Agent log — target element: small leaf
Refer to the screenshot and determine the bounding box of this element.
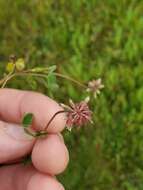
[46,73,59,91]
[31,65,56,73]
[31,67,48,72]
[22,113,34,128]
[48,65,57,74]
[26,76,37,90]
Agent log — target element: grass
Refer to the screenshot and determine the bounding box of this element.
[0,0,143,189]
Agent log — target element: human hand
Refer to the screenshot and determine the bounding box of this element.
[0,89,69,190]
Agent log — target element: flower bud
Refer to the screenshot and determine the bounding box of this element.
[15,58,25,71]
[6,62,15,73]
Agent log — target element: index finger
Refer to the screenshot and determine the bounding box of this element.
[0,89,66,133]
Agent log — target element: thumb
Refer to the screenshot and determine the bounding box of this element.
[0,120,34,163]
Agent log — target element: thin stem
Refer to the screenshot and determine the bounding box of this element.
[23,110,68,138]
[35,131,48,137]
[54,72,87,88]
[24,128,36,138]
[1,74,14,88]
[1,64,16,88]
[0,77,7,85]
[24,71,86,88]
[0,72,49,88]
[0,72,42,88]
[44,110,67,131]
[0,69,87,89]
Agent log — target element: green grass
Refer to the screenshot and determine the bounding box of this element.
[0,0,143,189]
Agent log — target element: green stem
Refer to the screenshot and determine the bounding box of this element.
[54,72,86,88]
[1,64,16,88]
[24,110,67,138]
[0,69,87,89]
[24,128,37,138]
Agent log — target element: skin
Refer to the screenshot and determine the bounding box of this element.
[0,88,69,190]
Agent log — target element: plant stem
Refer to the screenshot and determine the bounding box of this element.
[24,128,37,137]
[0,77,7,85]
[44,110,67,130]
[0,70,87,89]
[1,74,14,88]
[24,110,67,138]
[1,64,16,88]
[54,72,87,88]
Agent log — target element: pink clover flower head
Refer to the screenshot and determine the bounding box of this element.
[61,99,93,131]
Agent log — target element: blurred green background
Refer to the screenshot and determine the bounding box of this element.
[0,0,143,189]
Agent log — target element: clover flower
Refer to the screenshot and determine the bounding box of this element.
[61,99,93,131]
[87,78,104,98]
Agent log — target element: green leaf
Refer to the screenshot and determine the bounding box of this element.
[22,113,34,128]
[31,67,48,72]
[46,73,59,91]
[31,65,56,73]
[48,65,57,74]
[26,76,37,90]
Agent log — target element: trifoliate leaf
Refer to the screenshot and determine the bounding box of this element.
[15,58,25,71]
[22,113,34,128]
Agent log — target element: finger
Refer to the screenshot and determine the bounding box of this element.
[0,164,65,190]
[0,121,69,175]
[0,88,66,133]
[32,134,69,175]
[0,120,35,163]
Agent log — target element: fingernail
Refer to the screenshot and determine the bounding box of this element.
[4,123,34,141]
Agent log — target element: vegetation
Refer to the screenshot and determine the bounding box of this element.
[0,0,143,189]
